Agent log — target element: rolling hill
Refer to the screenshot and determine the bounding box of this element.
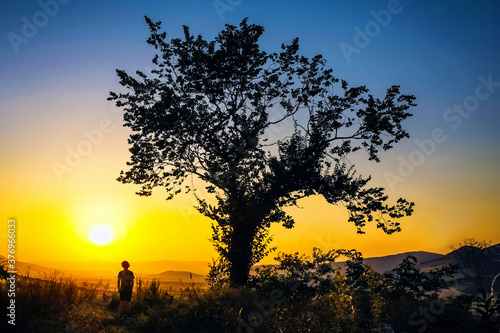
[362,251,445,273]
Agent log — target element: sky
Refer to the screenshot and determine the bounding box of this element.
[1,0,499,266]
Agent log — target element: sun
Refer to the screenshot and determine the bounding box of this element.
[87,223,116,246]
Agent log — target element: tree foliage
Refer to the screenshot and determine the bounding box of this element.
[382,255,458,300]
[109,17,416,286]
[451,238,495,295]
[247,248,459,332]
[451,239,500,327]
[0,260,9,280]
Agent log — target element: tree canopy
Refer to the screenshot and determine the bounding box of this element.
[108,17,416,287]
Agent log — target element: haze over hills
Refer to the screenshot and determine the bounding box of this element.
[142,270,205,281]
[420,243,500,275]
[0,256,209,287]
[357,251,445,273]
[3,244,498,289]
[251,251,447,273]
[25,251,446,280]
[142,270,208,288]
[31,259,210,276]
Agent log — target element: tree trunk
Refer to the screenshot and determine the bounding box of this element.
[227,219,256,287]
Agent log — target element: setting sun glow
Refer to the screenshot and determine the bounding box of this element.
[87,223,116,246]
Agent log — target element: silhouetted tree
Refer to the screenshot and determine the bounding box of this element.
[382,256,458,300]
[0,261,8,280]
[451,238,500,327]
[109,17,416,287]
[451,238,496,296]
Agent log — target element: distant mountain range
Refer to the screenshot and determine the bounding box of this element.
[31,259,210,276]
[329,244,500,276]
[251,251,451,274]
[419,243,500,275]
[0,256,209,288]
[354,251,445,273]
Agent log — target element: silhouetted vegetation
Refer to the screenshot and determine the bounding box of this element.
[0,272,114,332]
[2,247,498,332]
[451,238,500,331]
[109,16,415,287]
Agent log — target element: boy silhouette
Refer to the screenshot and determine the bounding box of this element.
[117,260,134,319]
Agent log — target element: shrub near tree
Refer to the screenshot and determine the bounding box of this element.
[451,239,500,330]
[245,249,459,333]
[109,17,416,287]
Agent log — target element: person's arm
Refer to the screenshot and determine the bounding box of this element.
[117,273,121,291]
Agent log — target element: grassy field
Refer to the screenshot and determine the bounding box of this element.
[1,255,499,333]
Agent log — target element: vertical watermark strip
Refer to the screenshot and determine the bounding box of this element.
[6,219,17,326]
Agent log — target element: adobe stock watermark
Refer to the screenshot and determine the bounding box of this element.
[51,63,157,183]
[339,0,404,64]
[237,280,300,333]
[385,74,499,191]
[315,235,341,253]
[401,275,461,333]
[6,219,17,326]
[52,119,115,182]
[7,0,71,54]
[403,298,445,333]
[213,0,243,22]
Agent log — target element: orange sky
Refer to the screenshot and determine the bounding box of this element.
[2,93,499,265]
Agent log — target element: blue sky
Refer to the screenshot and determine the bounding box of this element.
[1,0,499,262]
[2,0,499,126]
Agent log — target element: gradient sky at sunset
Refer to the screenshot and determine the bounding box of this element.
[1,0,499,266]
